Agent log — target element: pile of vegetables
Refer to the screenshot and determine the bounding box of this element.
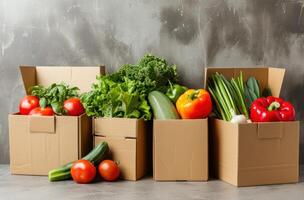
[49,142,121,184]
[148,88,212,120]
[207,71,296,123]
[81,54,178,120]
[19,83,85,116]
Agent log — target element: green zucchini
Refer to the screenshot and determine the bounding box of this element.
[48,141,109,182]
[148,91,180,119]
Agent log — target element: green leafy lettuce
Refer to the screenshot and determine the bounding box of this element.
[81,77,151,119]
[81,54,178,120]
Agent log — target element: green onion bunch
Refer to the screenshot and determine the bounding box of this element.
[208,72,249,121]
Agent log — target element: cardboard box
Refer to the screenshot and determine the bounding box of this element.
[153,119,208,181]
[205,67,300,186]
[93,118,148,181]
[9,66,105,175]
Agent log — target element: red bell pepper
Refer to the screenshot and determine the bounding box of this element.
[250,96,295,122]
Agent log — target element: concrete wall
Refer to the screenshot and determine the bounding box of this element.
[0,0,303,163]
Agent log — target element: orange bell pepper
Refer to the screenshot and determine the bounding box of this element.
[176,89,212,119]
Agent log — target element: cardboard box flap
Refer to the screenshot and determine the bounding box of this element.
[94,118,143,138]
[268,68,285,97]
[204,67,285,97]
[20,66,36,95]
[20,66,105,94]
[257,122,283,139]
[29,116,55,133]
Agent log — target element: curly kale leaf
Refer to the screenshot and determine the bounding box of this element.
[116,54,178,94]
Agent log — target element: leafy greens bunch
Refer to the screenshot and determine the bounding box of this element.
[30,83,80,115]
[81,54,178,120]
[81,77,151,119]
[109,54,178,95]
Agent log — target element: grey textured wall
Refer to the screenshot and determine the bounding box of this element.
[0,0,303,164]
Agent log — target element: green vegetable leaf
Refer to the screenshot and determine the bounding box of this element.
[51,102,63,115]
[30,83,80,115]
[39,97,47,108]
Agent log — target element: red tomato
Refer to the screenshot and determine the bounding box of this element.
[71,160,96,184]
[19,95,39,115]
[63,98,85,116]
[98,160,120,181]
[29,107,54,116]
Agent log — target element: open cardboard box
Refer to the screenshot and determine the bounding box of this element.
[9,66,105,175]
[93,118,148,181]
[153,119,208,181]
[205,67,300,186]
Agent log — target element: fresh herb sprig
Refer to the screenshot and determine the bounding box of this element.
[30,83,80,115]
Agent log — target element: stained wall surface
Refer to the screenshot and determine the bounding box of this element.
[0,0,303,163]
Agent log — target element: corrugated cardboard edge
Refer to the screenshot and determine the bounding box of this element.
[20,66,36,94]
[268,67,285,97]
[210,118,239,185]
[78,114,92,158]
[8,114,17,174]
[135,119,147,180]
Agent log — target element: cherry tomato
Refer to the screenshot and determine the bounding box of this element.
[71,160,96,184]
[98,160,120,181]
[63,98,85,116]
[29,107,54,116]
[19,95,39,115]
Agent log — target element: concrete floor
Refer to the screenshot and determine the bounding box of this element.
[0,165,304,200]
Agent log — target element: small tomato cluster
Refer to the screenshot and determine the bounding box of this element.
[19,95,84,116]
[71,160,120,184]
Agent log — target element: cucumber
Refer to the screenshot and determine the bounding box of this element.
[148,91,180,119]
[246,77,260,98]
[48,141,109,182]
[48,162,74,182]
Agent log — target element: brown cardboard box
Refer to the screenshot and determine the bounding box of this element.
[93,118,148,181]
[153,119,208,181]
[9,66,105,175]
[205,67,300,186]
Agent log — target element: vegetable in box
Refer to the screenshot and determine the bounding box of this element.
[81,54,179,120]
[207,71,296,123]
